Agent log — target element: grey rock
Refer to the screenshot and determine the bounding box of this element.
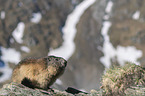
[0,82,99,96]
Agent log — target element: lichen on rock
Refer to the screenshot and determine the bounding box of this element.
[0,82,96,96]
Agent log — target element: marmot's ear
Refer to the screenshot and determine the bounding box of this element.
[45,57,51,66]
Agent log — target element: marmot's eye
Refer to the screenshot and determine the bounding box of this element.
[47,59,51,61]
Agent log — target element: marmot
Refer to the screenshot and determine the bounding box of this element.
[12,56,67,90]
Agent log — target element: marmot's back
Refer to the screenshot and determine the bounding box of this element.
[12,56,67,90]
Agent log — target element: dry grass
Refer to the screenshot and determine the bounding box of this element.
[101,63,145,95]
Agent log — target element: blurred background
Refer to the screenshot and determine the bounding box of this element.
[0,0,145,92]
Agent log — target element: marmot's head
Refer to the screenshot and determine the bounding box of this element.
[45,56,67,75]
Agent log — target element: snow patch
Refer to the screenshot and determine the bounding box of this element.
[0,11,5,19]
[105,1,113,13]
[101,21,112,42]
[12,22,25,44]
[31,12,42,23]
[21,46,30,53]
[100,42,116,68]
[48,0,96,60]
[116,46,142,66]
[100,44,142,68]
[0,47,20,83]
[132,11,140,20]
[1,47,21,64]
[0,64,12,83]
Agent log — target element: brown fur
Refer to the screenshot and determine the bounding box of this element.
[12,56,67,90]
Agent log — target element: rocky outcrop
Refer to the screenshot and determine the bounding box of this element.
[1,63,145,96]
[0,82,99,96]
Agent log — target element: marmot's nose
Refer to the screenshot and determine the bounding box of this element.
[64,60,67,67]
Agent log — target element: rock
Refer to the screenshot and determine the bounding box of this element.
[0,82,73,96]
[0,82,49,96]
[0,82,99,96]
